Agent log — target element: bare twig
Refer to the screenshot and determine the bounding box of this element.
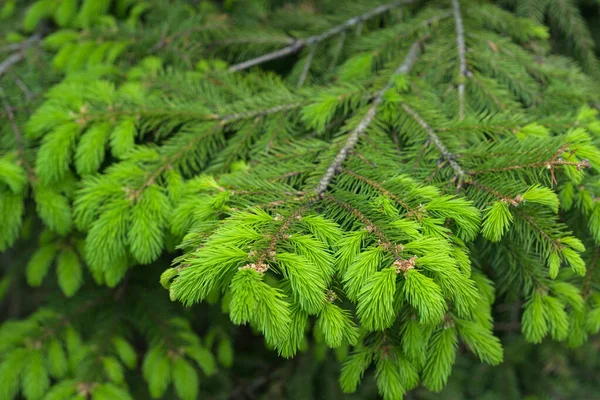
[0,34,41,79]
[452,0,469,120]
[328,30,346,69]
[400,103,466,177]
[316,41,421,195]
[11,73,34,100]
[0,53,25,79]
[0,34,40,54]
[297,44,316,87]
[228,0,418,72]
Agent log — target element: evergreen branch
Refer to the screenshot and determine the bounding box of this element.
[0,35,41,79]
[470,75,507,111]
[583,249,599,299]
[86,101,303,127]
[465,178,521,206]
[0,87,36,179]
[322,193,401,259]
[514,209,562,251]
[256,204,311,267]
[400,103,466,177]
[452,0,469,120]
[341,168,417,214]
[328,31,346,70]
[0,53,25,79]
[38,297,106,342]
[128,102,303,200]
[129,128,222,201]
[228,0,419,72]
[298,44,316,87]
[221,102,303,124]
[469,159,590,176]
[316,41,421,195]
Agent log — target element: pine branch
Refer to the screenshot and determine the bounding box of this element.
[228,0,419,72]
[316,41,422,195]
[452,0,469,120]
[400,103,466,177]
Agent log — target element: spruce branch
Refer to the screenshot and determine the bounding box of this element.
[328,31,346,70]
[0,87,36,179]
[83,101,304,127]
[583,249,599,299]
[400,103,466,177]
[228,0,419,72]
[298,44,316,88]
[466,178,523,206]
[322,193,402,259]
[469,158,590,176]
[0,34,41,79]
[341,168,417,214]
[316,41,422,195]
[0,53,25,80]
[514,209,562,251]
[452,0,469,120]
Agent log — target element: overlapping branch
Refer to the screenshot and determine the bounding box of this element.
[0,34,40,79]
[0,87,35,179]
[400,103,466,177]
[228,0,418,72]
[316,41,422,195]
[452,0,469,120]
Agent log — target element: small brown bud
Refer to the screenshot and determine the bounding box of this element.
[394,256,417,277]
[326,290,337,303]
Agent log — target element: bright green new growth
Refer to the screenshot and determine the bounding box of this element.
[1,0,600,399]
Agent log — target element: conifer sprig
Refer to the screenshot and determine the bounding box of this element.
[1,1,600,399]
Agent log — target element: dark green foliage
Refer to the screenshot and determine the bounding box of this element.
[1,0,600,399]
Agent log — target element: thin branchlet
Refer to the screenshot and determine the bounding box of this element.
[452,0,469,120]
[228,0,419,72]
[400,103,466,177]
[0,87,36,179]
[316,40,422,195]
[0,34,41,79]
[298,44,316,87]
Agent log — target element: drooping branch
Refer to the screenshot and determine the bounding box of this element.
[452,0,469,120]
[228,0,418,72]
[315,40,422,195]
[400,103,466,177]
